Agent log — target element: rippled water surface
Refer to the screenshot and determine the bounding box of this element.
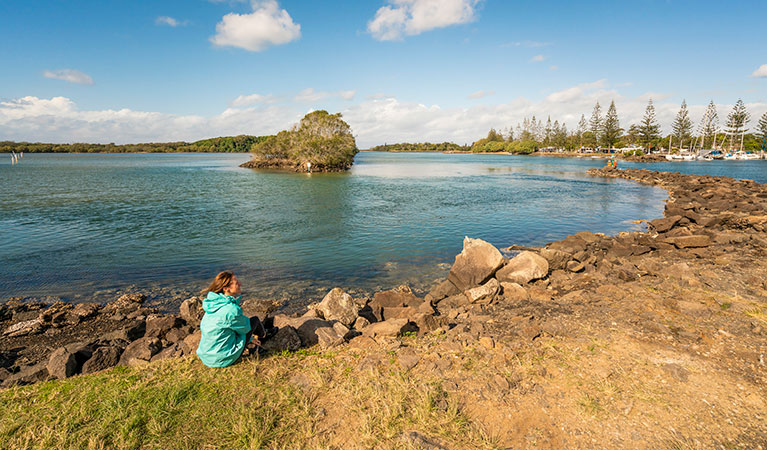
[4,152,757,308]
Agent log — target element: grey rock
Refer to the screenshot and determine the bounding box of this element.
[262,326,302,352]
[181,330,202,356]
[47,347,78,380]
[144,314,183,339]
[118,337,161,367]
[315,327,345,349]
[315,288,359,327]
[272,315,333,347]
[1,362,49,388]
[81,346,122,374]
[179,297,204,326]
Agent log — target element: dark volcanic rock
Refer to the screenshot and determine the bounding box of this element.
[262,326,302,352]
[46,347,78,379]
[118,337,161,367]
[81,346,123,374]
[179,297,204,326]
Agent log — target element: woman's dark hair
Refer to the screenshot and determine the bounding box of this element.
[205,271,234,294]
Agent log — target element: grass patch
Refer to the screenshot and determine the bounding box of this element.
[744,307,767,324]
[0,349,495,449]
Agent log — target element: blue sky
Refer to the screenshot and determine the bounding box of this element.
[1,0,766,147]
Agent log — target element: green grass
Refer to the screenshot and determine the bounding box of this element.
[0,350,495,450]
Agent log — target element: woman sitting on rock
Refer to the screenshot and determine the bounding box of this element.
[196,271,267,367]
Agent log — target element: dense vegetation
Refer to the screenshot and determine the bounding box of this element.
[0,135,267,153]
[368,142,469,152]
[244,110,358,172]
[473,98,767,153]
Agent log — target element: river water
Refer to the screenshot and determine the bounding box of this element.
[1,152,763,309]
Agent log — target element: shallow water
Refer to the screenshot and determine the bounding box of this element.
[3,151,756,309]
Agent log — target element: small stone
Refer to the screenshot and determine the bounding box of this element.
[353,316,371,330]
[479,336,495,349]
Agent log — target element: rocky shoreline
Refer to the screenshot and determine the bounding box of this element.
[2,167,766,446]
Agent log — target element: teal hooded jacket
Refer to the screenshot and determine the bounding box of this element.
[196,292,251,368]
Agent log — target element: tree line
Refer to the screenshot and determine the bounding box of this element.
[474,99,767,154]
[368,142,469,152]
[0,135,268,153]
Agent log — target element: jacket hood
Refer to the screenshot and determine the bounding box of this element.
[203,291,242,314]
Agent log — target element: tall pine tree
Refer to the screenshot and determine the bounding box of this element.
[577,114,587,149]
[589,102,602,148]
[698,101,719,149]
[756,112,767,142]
[725,99,750,149]
[602,100,622,149]
[638,99,661,147]
[671,100,693,150]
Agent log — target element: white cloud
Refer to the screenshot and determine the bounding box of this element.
[230,93,276,106]
[368,0,479,41]
[155,16,187,27]
[501,41,551,48]
[294,88,356,102]
[468,90,494,99]
[42,69,94,85]
[544,79,607,103]
[211,0,300,52]
[751,64,767,78]
[530,54,545,63]
[549,65,559,71]
[4,87,767,149]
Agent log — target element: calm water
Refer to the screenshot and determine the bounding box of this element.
[1,152,762,309]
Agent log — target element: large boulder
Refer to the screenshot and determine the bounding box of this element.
[447,237,505,291]
[262,326,302,352]
[272,315,333,347]
[118,337,161,367]
[179,297,204,326]
[47,347,78,380]
[496,251,549,284]
[103,320,146,342]
[315,288,359,327]
[181,330,202,356]
[315,327,345,349]
[144,314,184,339]
[81,346,122,374]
